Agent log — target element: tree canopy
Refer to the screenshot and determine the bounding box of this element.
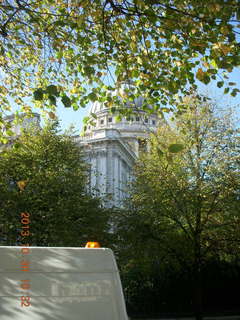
[114,98,240,319]
[0,121,110,246]
[0,0,239,140]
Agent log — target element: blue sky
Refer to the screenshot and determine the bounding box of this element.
[6,66,239,133]
[55,66,240,133]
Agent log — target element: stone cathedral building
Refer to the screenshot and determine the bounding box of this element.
[78,97,159,207]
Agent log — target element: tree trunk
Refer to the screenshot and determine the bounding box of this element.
[193,266,203,320]
[193,225,203,320]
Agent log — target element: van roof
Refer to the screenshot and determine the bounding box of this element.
[0,247,118,273]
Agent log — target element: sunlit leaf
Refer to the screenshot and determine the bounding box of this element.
[17,180,28,191]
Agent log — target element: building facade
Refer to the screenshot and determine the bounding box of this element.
[3,113,41,136]
[78,99,159,207]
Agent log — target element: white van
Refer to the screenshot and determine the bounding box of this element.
[0,245,129,320]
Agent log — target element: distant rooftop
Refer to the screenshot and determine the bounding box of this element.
[4,112,40,121]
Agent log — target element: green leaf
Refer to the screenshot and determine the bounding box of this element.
[33,89,44,101]
[168,143,184,153]
[115,115,122,122]
[13,142,22,150]
[217,81,224,88]
[224,87,230,94]
[84,66,95,76]
[88,92,97,101]
[83,116,90,124]
[6,129,14,136]
[231,88,240,97]
[202,75,210,85]
[29,17,40,24]
[46,85,59,96]
[48,95,56,106]
[72,103,79,111]
[132,69,139,78]
[56,50,63,59]
[210,60,218,69]
[90,112,97,119]
[0,137,8,144]
[54,20,66,27]
[0,46,5,55]
[157,147,164,157]
[61,95,71,108]
[145,40,151,48]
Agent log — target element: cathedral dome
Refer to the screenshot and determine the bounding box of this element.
[83,83,160,137]
[88,81,152,116]
[84,101,159,139]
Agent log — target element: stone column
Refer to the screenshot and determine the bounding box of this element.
[98,149,107,196]
[91,154,97,193]
[113,152,119,205]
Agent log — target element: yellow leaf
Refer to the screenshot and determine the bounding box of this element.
[192,41,206,48]
[17,180,28,191]
[106,101,113,107]
[219,44,231,55]
[220,26,230,35]
[137,57,143,65]
[196,68,205,81]
[145,40,151,48]
[215,4,221,11]
[130,41,137,51]
[175,61,182,67]
[132,33,137,42]
[48,112,56,119]
[209,3,221,12]
[203,62,210,68]
[213,43,231,55]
